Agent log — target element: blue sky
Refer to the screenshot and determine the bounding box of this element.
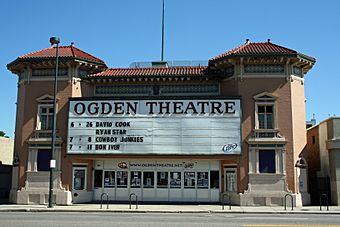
[0,0,339,138]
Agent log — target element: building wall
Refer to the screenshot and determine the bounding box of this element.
[14,81,27,189]
[319,121,330,177]
[305,125,321,204]
[329,148,340,204]
[290,79,308,193]
[216,74,307,206]
[15,79,72,189]
[328,118,340,205]
[224,77,295,192]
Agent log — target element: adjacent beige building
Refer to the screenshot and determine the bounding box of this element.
[0,137,14,203]
[0,137,14,165]
[306,117,340,205]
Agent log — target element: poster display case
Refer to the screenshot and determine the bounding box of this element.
[157,172,168,188]
[197,172,209,189]
[130,171,142,188]
[104,171,115,188]
[117,171,128,188]
[143,172,154,188]
[170,172,181,188]
[184,172,196,188]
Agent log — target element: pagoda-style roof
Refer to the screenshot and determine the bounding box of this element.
[209,39,315,74]
[7,43,107,73]
[210,39,316,62]
[19,44,105,63]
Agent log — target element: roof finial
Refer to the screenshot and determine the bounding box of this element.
[267,39,271,43]
[245,39,250,44]
[71,42,74,47]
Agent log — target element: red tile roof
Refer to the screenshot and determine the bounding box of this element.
[19,45,105,64]
[210,40,315,62]
[86,66,208,78]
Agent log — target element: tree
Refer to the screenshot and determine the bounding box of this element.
[0,131,9,138]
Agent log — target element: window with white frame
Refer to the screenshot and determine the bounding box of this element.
[254,92,277,130]
[257,105,274,129]
[37,104,54,130]
[36,95,55,131]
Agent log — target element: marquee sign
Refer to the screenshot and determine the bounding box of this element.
[67,99,241,155]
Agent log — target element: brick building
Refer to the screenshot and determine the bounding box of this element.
[7,39,315,206]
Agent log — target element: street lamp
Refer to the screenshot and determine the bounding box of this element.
[48,37,60,208]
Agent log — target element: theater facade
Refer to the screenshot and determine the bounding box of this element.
[7,40,315,206]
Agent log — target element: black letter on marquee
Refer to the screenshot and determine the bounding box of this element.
[173,102,184,114]
[146,102,157,114]
[126,102,138,115]
[211,102,223,114]
[224,102,236,114]
[88,102,99,115]
[197,101,209,114]
[158,102,171,114]
[184,102,198,114]
[74,102,86,115]
[101,102,112,115]
[114,102,125,114]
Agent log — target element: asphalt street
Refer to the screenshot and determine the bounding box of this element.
[1,212,340,227]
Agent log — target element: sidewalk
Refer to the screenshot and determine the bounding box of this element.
[1,204,340,214]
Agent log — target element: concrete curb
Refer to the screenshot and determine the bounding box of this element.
[1,208,340,214]
[1,204,340,214]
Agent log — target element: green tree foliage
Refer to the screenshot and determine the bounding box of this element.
[0,131,9,138]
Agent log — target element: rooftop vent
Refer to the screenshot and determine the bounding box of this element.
[151,61,168,68]
[129,60,208,68]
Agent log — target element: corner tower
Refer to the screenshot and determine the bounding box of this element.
[210,39,315,206]
[7,43,107,204]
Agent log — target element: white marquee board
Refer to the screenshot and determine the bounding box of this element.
[67,99,241,155]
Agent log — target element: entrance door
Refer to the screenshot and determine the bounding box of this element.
[224,168,237,192]
[73,167,87,190]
